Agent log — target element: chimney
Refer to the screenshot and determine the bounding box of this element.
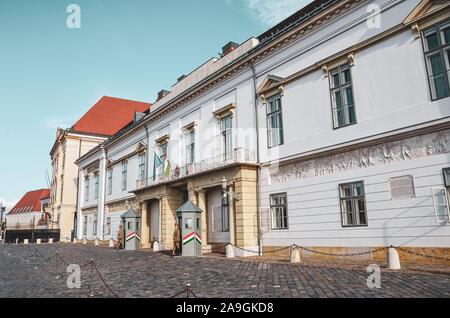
[157,90,170,101]
[222,41,239,57]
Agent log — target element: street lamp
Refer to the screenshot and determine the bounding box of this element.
[221,176,240,201]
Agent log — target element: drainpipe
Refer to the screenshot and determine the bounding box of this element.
[100,146,108,241]
[249,61,262,256]
[145,124,150,181]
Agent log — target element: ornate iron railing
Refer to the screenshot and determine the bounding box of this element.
[136,148,256,189]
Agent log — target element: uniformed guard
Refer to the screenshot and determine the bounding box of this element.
[172,223,181,256]
[116,224,123,250]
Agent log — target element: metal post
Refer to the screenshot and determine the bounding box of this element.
[88,259,95,297]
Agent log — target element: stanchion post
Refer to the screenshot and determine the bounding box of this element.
[387,246,401,270]
[226,244,234,258]
[88,259,95,297]
[290,244,301,263]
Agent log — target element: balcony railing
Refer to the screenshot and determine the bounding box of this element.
[136,148,256,189]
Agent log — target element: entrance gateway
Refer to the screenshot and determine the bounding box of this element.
[176,200,203,257]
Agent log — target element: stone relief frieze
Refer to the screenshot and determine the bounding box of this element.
[265,129,450,185]
[107,199,137,213]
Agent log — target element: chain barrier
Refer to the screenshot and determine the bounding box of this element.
[169,285,198,298]
[91,260,119,298]
[299,245,388,257]
[1,245,121,297]
[208,243,229,253]
[396,247,450,262]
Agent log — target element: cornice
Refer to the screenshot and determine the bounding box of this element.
[103,0,362,150]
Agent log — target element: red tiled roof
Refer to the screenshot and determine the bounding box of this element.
[8,189,50,215]
[71,96,151,136]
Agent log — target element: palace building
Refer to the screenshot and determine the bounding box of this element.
[75,0,450,262]
[49,96,151,241]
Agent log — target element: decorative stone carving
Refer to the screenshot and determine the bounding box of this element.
[107,199,137,213]
[266,129,450,185]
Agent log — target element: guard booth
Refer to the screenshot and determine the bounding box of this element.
[121,208,141,250]
[176,200,203,257]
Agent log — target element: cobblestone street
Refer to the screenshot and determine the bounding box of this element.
[0,243,449,298]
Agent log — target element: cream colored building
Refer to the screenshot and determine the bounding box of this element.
[49,96,151,241]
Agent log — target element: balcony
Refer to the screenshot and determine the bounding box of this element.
[136,148,256,189]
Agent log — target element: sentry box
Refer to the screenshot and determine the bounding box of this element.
[121,208,141,250]
[176,200,203,257]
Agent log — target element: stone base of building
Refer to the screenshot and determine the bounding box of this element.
[262,246,450,266]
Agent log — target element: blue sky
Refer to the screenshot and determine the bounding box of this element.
[0,0,312,210]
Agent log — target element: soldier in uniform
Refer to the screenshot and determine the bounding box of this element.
[116,224,123,250]
[172,223,181,256]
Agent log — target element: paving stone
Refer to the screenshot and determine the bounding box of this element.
[0,243,449,298]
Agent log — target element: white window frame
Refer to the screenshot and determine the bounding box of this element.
[93,214,97,236]
[266,94,284,148]
[431,187,450,223]
[329,63,356,129]
[186,130,195,164]
[84,177,90,202]
[270,193,288,230]
[121,161,128,191]
[220,115,232,161]
[107,168,113,195]
[105,217,111,235]
[139,153,146,182]
[94,174,99,199]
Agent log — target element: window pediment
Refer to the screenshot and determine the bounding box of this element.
[213,103,236,120]
[256,75,285,103]
[182,121,198,134]
[403,0,450,38]
[135,142,147,154]
[155,134,170,146]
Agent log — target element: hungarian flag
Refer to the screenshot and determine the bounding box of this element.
[153,152,163,181]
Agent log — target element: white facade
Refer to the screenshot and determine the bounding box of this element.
[75,0,450,252]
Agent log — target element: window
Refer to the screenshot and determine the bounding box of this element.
[266,94,284,148]
[107,168,113,195]
[93,214,97,236]
[220,115,232,160]
[83,215,87,236]
[84,177,89,201]
[443,168,450,188]
[432,188,449,223]
[139,153,146,182]
[186,130,195,164]
[270,193,288,229]
[339,181,367,227]
[431,168,450,223]
[105,217,111,235]
[60,177,64,203]
[221,193,230,232]
[94,174,99,199]
[329,63,356,128]
[160,143,168,174]
[422,19,450,100]
[121,161,128,191]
